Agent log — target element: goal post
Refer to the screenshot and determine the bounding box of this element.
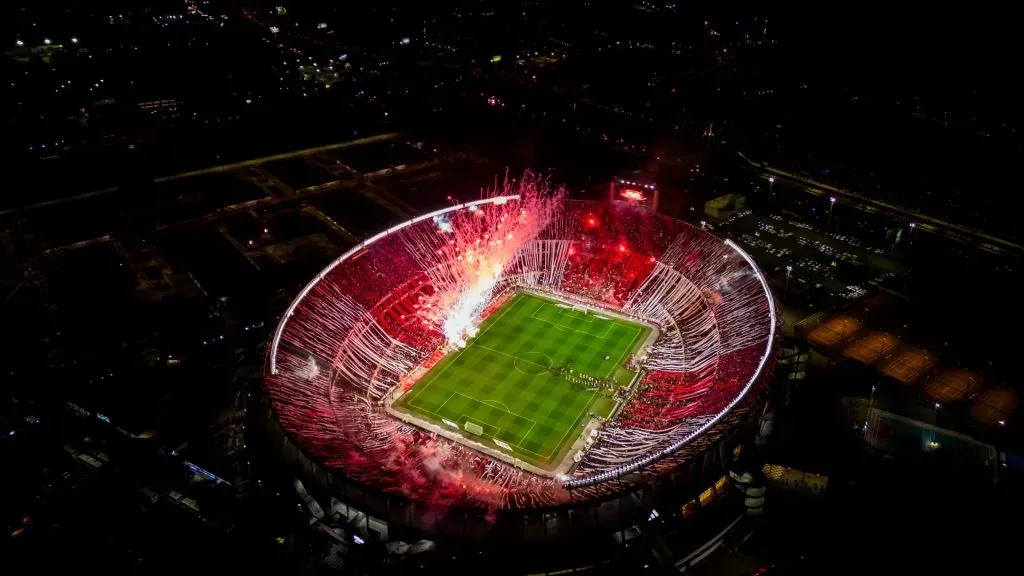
[464,421,484,435]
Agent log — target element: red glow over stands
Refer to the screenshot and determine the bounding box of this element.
[265,196,776,512]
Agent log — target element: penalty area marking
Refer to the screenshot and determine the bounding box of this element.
[480,398,513,412]
[513,420,538,450]
[403,343,472,409]
[401,384,582,463]
[528,306,614,339]
[452,394,541,454]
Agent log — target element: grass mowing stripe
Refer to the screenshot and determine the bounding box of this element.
[473,342,551,370]
[608,326,644,380]
[544,390,598,460]
[403,295,526,408]
[393,291,650,472]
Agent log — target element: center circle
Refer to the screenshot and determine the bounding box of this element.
[514,352,553,375]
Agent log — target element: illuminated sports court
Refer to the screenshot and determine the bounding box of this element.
[393,292,651,472]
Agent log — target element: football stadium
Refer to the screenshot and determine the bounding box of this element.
[261,173,778,557]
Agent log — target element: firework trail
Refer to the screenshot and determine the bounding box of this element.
[400,171,563,346]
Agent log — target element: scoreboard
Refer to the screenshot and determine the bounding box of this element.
[610,178,658,211]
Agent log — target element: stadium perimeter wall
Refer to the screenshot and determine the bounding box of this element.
[258,383,767,552]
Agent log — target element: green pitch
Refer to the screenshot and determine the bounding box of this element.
[393,292,650,472]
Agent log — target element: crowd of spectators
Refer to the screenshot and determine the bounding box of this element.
[266,199,774,507]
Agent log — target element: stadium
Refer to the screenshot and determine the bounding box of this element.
[261,173,777,558]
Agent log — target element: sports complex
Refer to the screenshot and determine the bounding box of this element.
[261,173,778,551]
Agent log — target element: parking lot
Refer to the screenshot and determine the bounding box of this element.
[712,209,906,308]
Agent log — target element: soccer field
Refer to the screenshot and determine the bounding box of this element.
[393,292,651,472]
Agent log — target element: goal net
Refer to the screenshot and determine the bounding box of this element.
[464,421,484,435]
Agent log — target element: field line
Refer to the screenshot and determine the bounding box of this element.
[462,415,496,435]
[435,392,458,415]
[473,342,550,369]
[543,390,599,460]
[459,393,541,452]
[408,295,522,407]
[403,344,469,407]
[473,293,523,341]
[480,398,512,412]
[400,292,646,469]
[529,306,610,338]
[605,326,644,379]
[452,392,538,427]
[513,420,537,449]
[398,396,551,459]
[554,313,601,334]
[514,446,547,459]
[593,320,614,340]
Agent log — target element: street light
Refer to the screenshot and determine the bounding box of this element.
[71,37,79,44]
[784,265,792,301]
[864,384,878,432]
[768,176,775,195]
[827,196,836,232]
[908,221,916,242]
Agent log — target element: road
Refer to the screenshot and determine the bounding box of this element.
[0,133,402,217]
[25,150,458,264]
